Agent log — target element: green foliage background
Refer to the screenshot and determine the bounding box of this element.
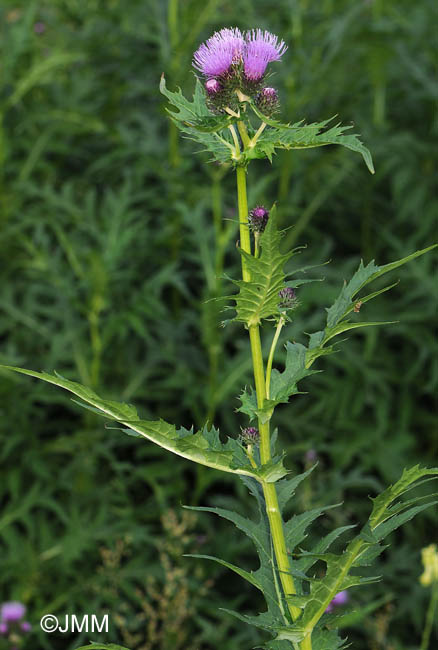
[0,1,436,649]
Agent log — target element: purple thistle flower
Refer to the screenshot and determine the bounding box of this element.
[205,78,222,95]
[248,205,269,233]
[193,28,244,77]
[0,602,26,623]
[325,590,349,613]
[21,621,32,632]
[243,29,287,81]
[240,427,260,445]
[0,622,8,635]
[278,287,297,309]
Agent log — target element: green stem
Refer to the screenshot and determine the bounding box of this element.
[235,144,301,623]
[300,636,312,650]
[266,316,285,399]
[236,165,251,279]
[249,121,267,149]
[237,120,251,149]
[421,583,438,650]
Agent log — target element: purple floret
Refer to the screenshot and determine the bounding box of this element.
[205,78,222,95]
[21,621,32,632]
[243,29,287,80]
[240,427,260,445]
[0,602,26,623]
[0,622,8,635]
[193,27,244,77]
[278,287,296,308]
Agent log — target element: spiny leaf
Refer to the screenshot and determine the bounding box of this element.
[238,342,319,422]
[268,342,320,405]
[159,76,234,163]
[306,244,437,367]
[0,365,259,479]
[184,553,262,591]
[247,110,374,174]
[230,206,295,326]
[276,465,317,511]
[184,498,285,618]
[285,504,342,552]
[369,465,438,529]
[294,465,438,633]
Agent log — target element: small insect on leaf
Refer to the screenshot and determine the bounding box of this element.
[353,301,363,313]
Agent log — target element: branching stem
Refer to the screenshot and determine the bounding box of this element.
[266,316,285,399]
[249,121,267,148]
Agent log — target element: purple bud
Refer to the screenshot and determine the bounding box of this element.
[205,78,221,95]
[21,621,32,632]
[240,427,260,445]
[325,590,349,613]
[0,622,8,635]
[278,287,297,309]
[256,87,280,116]
[0,602,26,623]
[248,206,269,233]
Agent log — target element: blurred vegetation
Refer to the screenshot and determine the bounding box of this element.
[0,0,436,649]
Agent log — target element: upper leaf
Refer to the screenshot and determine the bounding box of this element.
[230,206,295,327]
[246,105,374,174]
[159,75,235,163]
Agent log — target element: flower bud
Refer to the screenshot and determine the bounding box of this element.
[205,78,222,95]
[278,287,297,309]
[248,205,269,233]
[256,87,279,116]
[240,427,260,445]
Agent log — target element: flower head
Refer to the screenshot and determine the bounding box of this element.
[420,544,438,587]
[240,427,260,445]
[243,29,287,81]
[193,28,244,77]
[248,205,269,233]
[0,602,26,623]
[278,287,297,309]
[0,622,8,635]
[325,590,349,613]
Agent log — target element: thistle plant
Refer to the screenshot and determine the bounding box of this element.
[1,27,437,650]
